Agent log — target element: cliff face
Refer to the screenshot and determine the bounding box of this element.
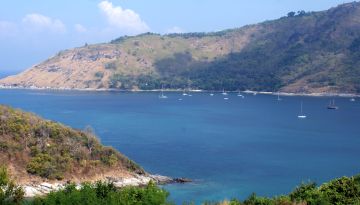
[0,105,144,184]
[2,2,360,93]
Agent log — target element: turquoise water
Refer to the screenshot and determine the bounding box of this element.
[0,89,360,204]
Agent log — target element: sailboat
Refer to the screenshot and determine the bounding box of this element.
[222,89,228,95]
[298,101,307,119]
[327,99,338,110]
[237,90,244,98]
[182,89,188,96]
[158,85,168,99]
[277,92,282,101]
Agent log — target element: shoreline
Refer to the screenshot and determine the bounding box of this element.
[23,174,191,198]
[0,85,359,97]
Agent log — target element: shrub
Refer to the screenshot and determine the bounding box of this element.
[95,72,104,79]
[105,62,117,70]
[26,153,67,180]
[32,181,172,205]
[289,182,329,205]
[0,166,24,205]
[319,176,360,205]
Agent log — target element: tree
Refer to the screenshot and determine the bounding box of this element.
[297,10,306,16]
[287,11,296,17]
[84,126,98,154]
[0,166,24,205]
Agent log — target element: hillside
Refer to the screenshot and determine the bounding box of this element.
[1,2,360,93]
[0,105,144,184]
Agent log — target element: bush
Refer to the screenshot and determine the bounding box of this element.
[26,153,67,180]
[0,166,24,205]
[289,182,329,205]
[105,62,117,70]
[95,72,104,79]
[319,176,360,205]
[32,181,172,205]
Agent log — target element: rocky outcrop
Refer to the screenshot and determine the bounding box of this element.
[23,174,191,197]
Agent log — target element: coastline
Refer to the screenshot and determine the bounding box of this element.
[23,174,191,198]
[0,84,359,97]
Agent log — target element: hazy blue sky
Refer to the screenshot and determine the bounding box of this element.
[0,0,354,73]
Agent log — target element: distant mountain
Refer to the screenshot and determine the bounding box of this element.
[1,2,360,93]
[0,105,144,184]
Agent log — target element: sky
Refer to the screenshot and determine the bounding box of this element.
[0,0,355,73]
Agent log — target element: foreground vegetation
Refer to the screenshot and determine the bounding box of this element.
[31,181,170,205]
[208,175,360,205]
[1,166,360,205]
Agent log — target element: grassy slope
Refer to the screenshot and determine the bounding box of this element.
[0,105,144,184]
[1,2,360,93]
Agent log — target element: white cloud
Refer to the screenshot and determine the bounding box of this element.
[166,26,184,34]
[22,13,66,33]
[98,1,150,35]
[74,24,87,33]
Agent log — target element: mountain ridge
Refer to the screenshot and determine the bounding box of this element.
[1,1,360,93]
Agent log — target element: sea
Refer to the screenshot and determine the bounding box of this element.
[0,89,359,204]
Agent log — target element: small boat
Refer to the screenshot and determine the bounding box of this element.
[222,89,228,95]
[210,93,214,96]
[224,97,229,100]
[253,92,257,96]
[159,85,168,99]
[350,98,356,102]
[298,101,307,119]
[327,99,338,110]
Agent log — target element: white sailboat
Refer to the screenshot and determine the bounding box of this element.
[277,92,282,101]
[298,101,307,119]
[237,91,244,98]
[222,89,228,95]
[182,89,188,96]
[159,85,168,99]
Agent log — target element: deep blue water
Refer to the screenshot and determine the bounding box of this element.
[0,89,360,204]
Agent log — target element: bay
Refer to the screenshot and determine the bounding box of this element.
[0,89,359,204]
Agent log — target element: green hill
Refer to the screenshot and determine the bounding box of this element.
[1,2,360,93]
[0,105,144,184]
